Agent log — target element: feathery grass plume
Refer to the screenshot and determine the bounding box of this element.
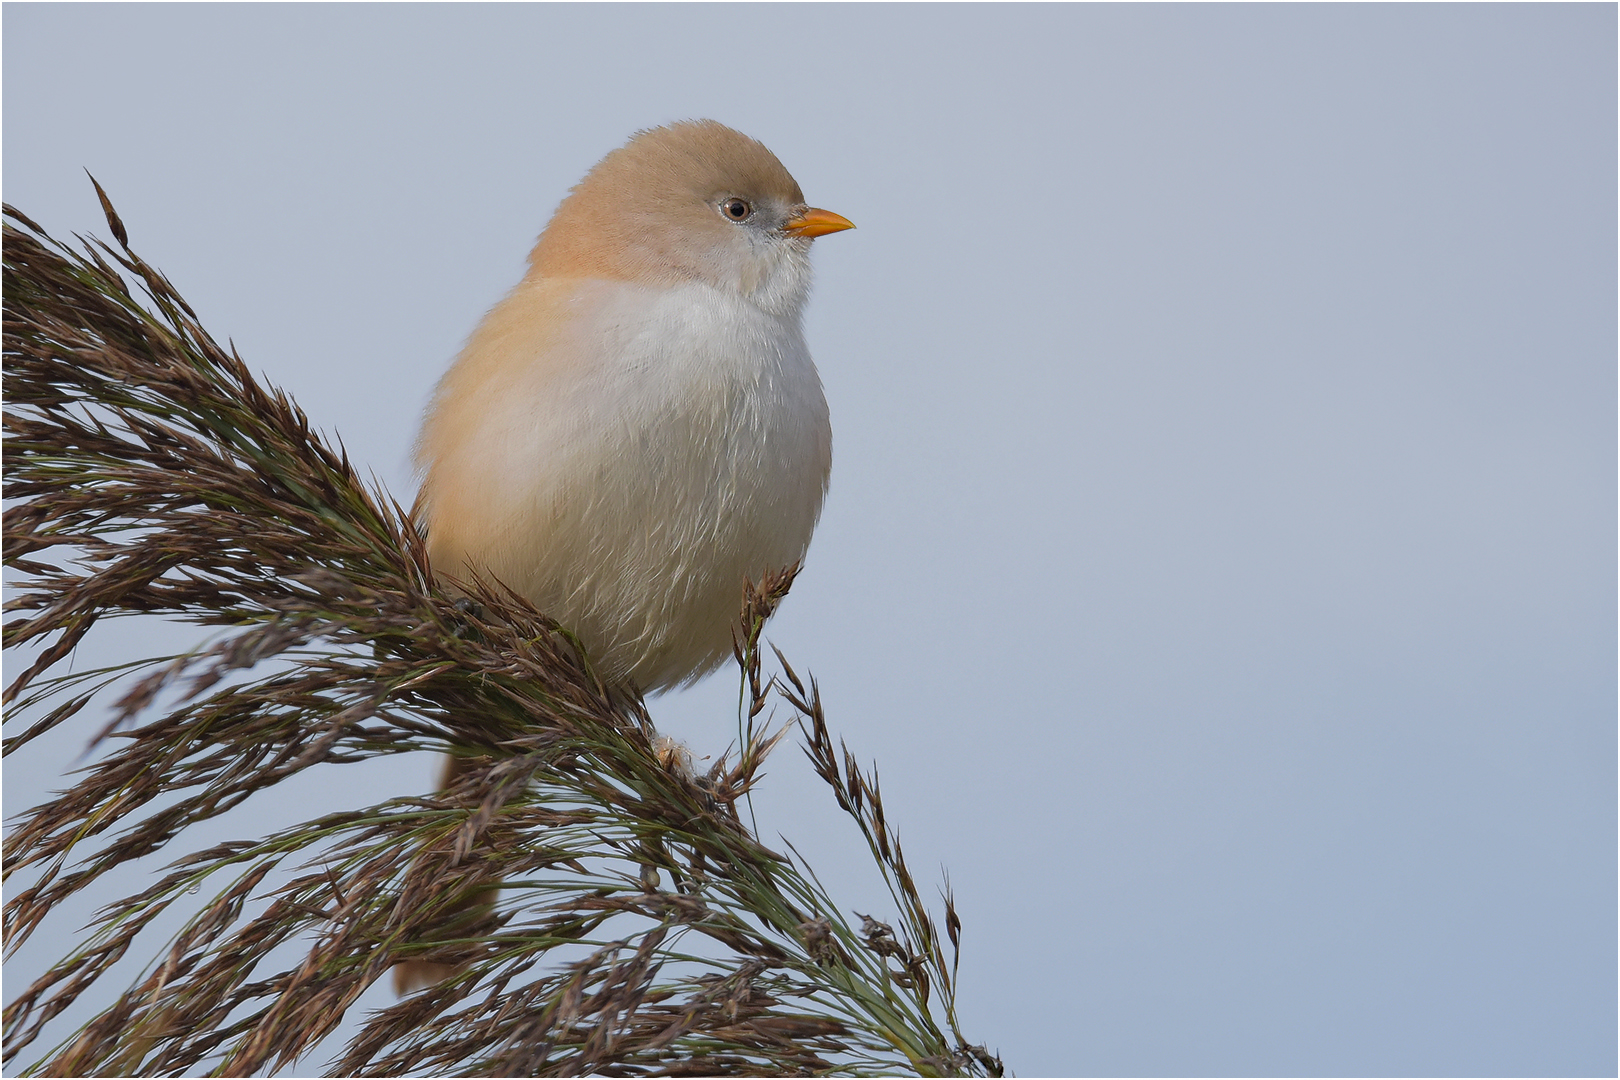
[1,191,1004,1077]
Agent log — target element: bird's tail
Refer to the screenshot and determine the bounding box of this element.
[391,752,499,996]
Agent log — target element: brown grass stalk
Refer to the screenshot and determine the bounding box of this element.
[1,191,1002,1077]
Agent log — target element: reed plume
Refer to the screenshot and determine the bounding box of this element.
[1,190,1001,1077]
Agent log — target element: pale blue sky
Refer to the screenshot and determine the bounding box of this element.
[5,5,1614,1075]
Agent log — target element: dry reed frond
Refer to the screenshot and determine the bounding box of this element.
[1,192,1002,1077]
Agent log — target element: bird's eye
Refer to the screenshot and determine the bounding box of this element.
[721,198,752,221]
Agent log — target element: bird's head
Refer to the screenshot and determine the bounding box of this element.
[530,120,853,316]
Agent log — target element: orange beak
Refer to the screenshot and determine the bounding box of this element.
[782,206,855,239]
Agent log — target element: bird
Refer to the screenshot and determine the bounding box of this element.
[394,120,852,993]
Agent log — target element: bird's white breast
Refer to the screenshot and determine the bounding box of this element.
[417,276,831,692]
